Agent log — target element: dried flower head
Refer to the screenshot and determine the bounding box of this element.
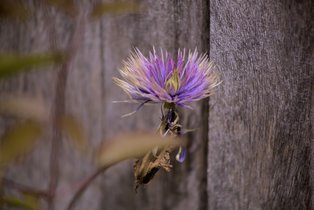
[113,48,220,108]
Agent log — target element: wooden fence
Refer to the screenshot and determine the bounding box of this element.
[0,0,313,209]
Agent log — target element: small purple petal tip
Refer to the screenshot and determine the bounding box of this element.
[176,146,186,163]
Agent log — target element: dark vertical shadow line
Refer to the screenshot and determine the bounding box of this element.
[98,13,110,210]
[310,71,314,210]
[99,15,106,140]
[173,0,179,55]
[200,0,210,210]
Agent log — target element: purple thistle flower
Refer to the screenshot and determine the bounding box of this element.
[113,48,220,108]
[114,48,220,172]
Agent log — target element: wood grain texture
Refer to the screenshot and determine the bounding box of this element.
[209,0,314,209]
[98,1,210,210]
[0,0,211,210]
[1,0,313,210]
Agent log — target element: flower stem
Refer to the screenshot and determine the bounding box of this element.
[66,168,105,210]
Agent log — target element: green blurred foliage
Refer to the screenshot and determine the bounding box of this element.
[2,195,39,210]
[44,0,78,16]
[0,121,42,168]
[0,0,29,21]
[96,132,182,168]
[22,193,40,210]
[0,53,65,78]
[90,1,142,20]
[60,115,89,154]
[0,95,50,122]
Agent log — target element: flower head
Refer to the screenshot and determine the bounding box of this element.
[113,48,220,108]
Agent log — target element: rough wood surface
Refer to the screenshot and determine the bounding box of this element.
[209,1,314,209]
[0,1,210,210]
[98,1,210,210]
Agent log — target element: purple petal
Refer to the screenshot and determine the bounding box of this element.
[176,146,186,163]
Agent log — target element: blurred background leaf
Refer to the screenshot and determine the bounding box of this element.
[96,132,182,168]
[90,1,141,20]
[60,115,88,153]
[44,0,78,17]
[0,95,50,122]
[0,0,29,21]
[0,121,42,168]
[2,196,38,210]
[22,193,40,210]
[0,52,65,78]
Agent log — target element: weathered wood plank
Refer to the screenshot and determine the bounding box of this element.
[99,1,210,210]
[0,2,102,210]
[209,0,314,209]
[3,0,312,210]
[1,0,211,210]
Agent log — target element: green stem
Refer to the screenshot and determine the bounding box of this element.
[66,168,105,210]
